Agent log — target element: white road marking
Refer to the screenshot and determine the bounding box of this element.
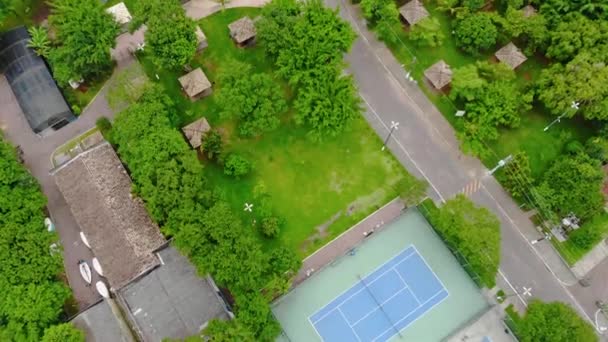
[522,287,532,297]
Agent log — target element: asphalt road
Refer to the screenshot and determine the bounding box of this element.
[327,0,604,334]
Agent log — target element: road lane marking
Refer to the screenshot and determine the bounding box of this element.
[360,95,445,203]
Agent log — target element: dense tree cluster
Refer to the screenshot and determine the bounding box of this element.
[132,0,198,69]
[454,13,498,54]
[426,195,500,288]
[216,60,287,137]
[0,138,71,341]
[111,86,301,339]
[514,300,597,342]
[257,0,361,139]
[534,152,604,221]
[47,0,119,85]
[360,0,400,44]
[450,61,531,156]
[41,323,85,342]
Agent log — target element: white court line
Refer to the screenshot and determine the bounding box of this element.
[394,269,421,305]
[307,316,325,342]
[410,245,450,298]
[350,286,409,327]
[309,246,416,324]
[338,307,362,342]
[371,289,448,342]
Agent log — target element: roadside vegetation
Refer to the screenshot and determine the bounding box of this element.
[506,301,597,342]
[0,137,84,341]
[419,196,500,288]
[360,0,608,263]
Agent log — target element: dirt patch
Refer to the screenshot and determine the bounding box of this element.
[329,171,345,193]
[300,211,343,252]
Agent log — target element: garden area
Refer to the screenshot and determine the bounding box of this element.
[359,0,608,264]
[134,7,418,253]
[97,0,427,339]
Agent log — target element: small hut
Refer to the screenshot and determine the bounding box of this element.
[106,2,132,31]
[178,68,212,101]
[399,0,429,26]
[495,42,527,70]
[424,60,452,90]
[195,26,208,52]
[228,16,256,47]
[521,5,537,18]
[182,117,211,149]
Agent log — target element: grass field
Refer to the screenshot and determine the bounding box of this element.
[379,2,595,179]
[138,8,415,255]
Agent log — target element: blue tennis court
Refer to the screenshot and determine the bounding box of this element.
[309,246,448,341]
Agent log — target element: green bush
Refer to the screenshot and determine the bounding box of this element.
[202,130,223,160]
[96,117,112,139]
[224,153,253,178]
[261,216,280,238]
[71,104,81,116]
[565,140,585,155]
[569,228,599,250]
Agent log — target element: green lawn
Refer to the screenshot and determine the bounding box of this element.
[137,8,414,255]
[380,2,595,179]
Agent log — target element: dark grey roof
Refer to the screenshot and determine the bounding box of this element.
[71,300,135,342]
[119,247,231,342]
[0,26,74,134]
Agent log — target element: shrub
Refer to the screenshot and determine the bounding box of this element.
[71,104,81,116]
[96,117,112,139]
[569,228,599,250]
[261,216,280,238]
[565,140,585,155]
[224,154,253,178]
[409,17,444,47]
[202,130,223,160]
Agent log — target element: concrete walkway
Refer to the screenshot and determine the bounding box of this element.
[294,198,404,286]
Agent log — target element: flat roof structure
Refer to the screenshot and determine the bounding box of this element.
[53,142,166,291]
[0,26,74,134]
[495,42,527,70]
[182,117,210,149]
[119,246,231,341]
[71,300,135,342]
[424,60,452,90]
[399,0,429,26]
[228,16,256,45]
[178,68,212,100]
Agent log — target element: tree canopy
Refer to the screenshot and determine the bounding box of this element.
[451,62,530,156]
[136,0,198,69]
[257,0,361,138]
[516,300,597,342]
[216,60,287,137]
[0,138,71,341]
[48,0,119,85]
[432,195,501,288]
[454,13,498,54]
[41,323,85,342]
[535,153,604,220]
[409,17,444,47]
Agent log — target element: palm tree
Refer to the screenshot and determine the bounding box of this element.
[27,26,51,57]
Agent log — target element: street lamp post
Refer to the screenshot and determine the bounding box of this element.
[543,101,580,132]
[381,121,400,151]
[488,155,513,175]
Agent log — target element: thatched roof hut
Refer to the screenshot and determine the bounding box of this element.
[181,117,211,149]
[178,68,212,100]
[106,2,132,26]
[521,5,537,18]
[195,26,207,52]
[399,0,429,26]
[228,16,256,46]
[495,42,527,70]
[424,60,452,90]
